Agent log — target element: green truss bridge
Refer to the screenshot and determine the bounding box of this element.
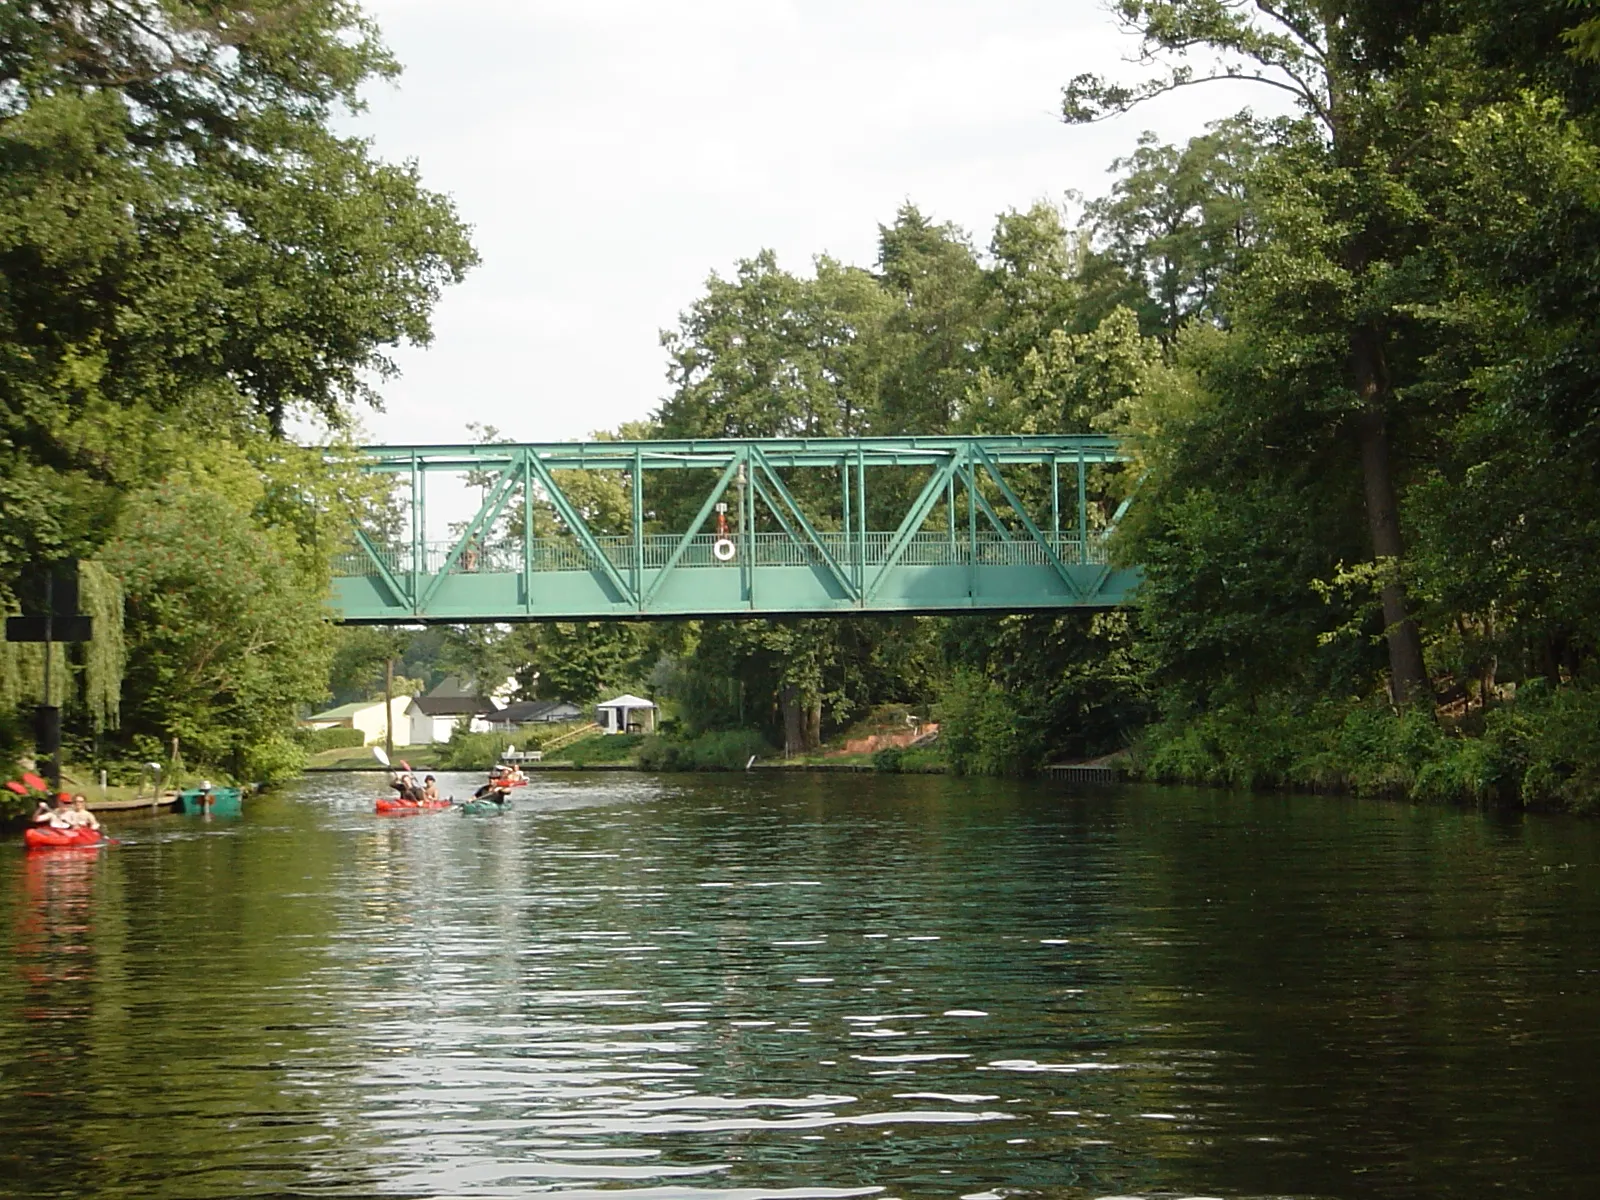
[330,435,1141,623]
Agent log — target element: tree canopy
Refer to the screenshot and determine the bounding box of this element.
[1,0,475,781]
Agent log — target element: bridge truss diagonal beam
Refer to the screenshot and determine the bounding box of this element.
[525,451,638,606]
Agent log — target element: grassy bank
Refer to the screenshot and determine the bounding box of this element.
[304,745,444,771]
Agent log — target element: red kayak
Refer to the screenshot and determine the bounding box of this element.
[24,826,107,850]
[374,798,453,815]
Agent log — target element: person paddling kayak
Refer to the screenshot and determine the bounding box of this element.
[388,770,423,804]
[472,767,513,807]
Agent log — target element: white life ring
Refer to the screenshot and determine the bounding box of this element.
[713,537,737,562]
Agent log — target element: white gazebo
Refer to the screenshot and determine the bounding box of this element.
[595,694,657,735]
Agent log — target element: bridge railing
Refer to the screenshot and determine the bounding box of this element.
[332,529,1112,580]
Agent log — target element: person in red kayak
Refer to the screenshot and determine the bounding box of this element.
[388,770,423,804]
[422,775,440,803]
[38,794,74,830]
[65,795,101,832]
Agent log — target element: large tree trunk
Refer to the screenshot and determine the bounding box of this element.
[805,699,822,751]
[1352,331,1430,707]
[780,684,804,757]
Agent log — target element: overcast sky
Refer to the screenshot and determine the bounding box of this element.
[348,0,1285,449]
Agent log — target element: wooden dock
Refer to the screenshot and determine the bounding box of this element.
[86,794,177,813]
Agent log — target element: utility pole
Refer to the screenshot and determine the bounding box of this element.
[39,568,58,792]
[384,656,395,759]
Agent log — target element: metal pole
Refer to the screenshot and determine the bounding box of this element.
[409,453,420,606]
[1051,457,1060,549]
[841,457,851,580]
[967,457,978,602]
[524,452,534,613]
[855,447,866,593]
[1077,450,1088,565]
[39,568,60,792]
[632,447,644,607]
[384,656,394,760]
[740,453,754,607]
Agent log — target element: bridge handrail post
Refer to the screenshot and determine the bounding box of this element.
[522,450,534,614]
[632,447,643,607]
[410,451,421,607]
[1077,449,1088,566]
[855,447,866,594]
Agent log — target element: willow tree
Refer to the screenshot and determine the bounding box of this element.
[0,560,125,742]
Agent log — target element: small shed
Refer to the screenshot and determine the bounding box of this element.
[302,697,417,746]
[595,694,657,735]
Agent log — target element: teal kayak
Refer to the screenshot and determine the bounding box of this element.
[458,798,508,816]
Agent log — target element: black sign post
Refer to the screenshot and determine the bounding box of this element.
[4,561,93,793]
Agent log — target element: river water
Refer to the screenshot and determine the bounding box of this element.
[2,773,1598,1199]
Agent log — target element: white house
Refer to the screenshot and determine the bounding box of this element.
[405,675,510,743]
[302,696,419,746]
[595,694,657,735]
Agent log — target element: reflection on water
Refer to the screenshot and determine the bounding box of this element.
[2,772,1600,1198]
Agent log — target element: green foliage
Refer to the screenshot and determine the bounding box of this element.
[1082,119,1268,343]
[296,727,366,754]
[1135,684,1600,812]
[872,747,905,773]
[557,733,645,766]
[1480,684,1600,813]
[940,670,1044,778]
[239,732,308,787]
[101,465,335,782]
[637,730,772,772]
[520,623,648,707]
[435,728,514,772]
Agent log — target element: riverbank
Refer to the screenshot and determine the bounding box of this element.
[1121,693,1600,813]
